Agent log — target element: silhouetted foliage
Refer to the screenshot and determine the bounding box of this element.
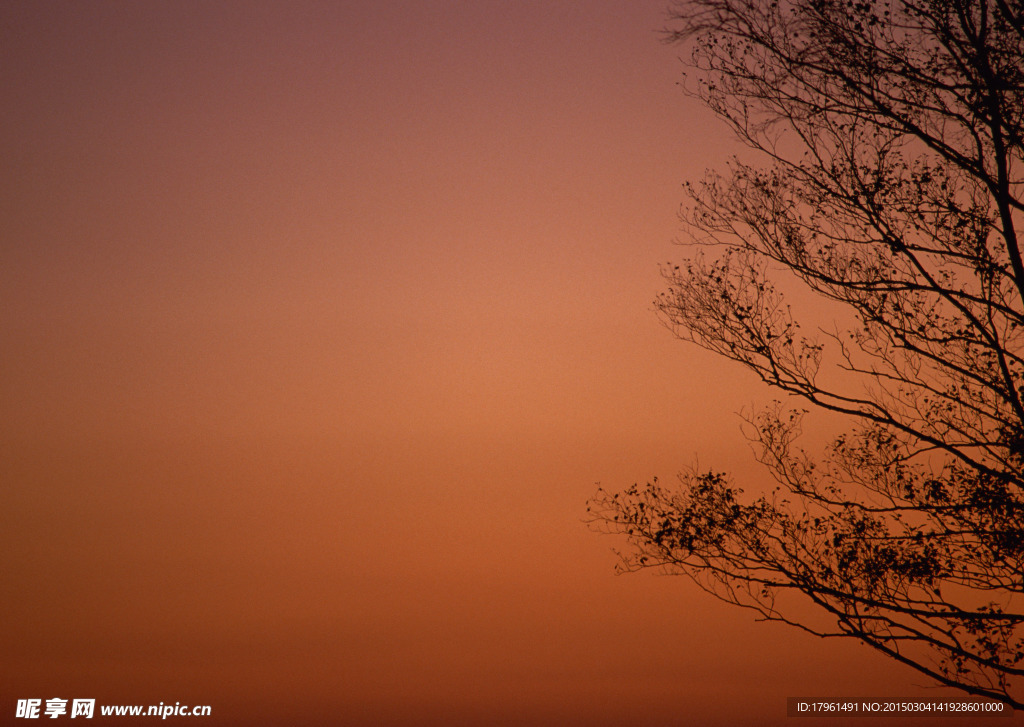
[589,0,1024,707]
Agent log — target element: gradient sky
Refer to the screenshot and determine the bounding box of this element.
[1,2,982,725]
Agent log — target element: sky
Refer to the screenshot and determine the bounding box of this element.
[0,2,989,725]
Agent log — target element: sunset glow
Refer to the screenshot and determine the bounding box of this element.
[2,2,972,724]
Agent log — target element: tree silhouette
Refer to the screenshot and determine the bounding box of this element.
[589,0,1023,708]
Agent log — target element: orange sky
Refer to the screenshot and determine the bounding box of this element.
[1,2,983,725]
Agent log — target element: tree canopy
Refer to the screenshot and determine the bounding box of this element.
[589,0,1024,707]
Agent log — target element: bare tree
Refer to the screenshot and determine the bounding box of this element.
[589,0,1024,708]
